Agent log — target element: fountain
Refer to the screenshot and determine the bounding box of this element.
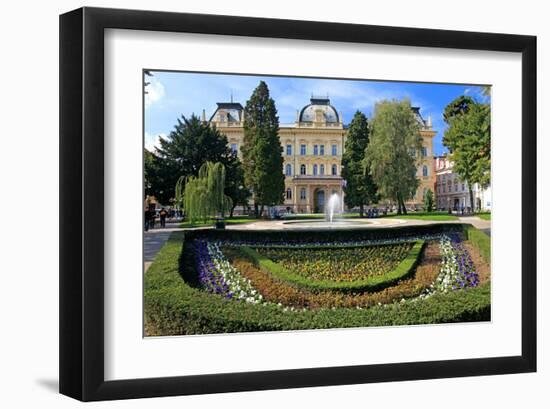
[281,192,372,229]
[325,193,343,223]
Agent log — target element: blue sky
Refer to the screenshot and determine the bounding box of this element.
[144,71,489,156]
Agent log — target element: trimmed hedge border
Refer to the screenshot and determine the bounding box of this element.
[462,224,491,262]
[144,226,491,336]
[239,240,425,293]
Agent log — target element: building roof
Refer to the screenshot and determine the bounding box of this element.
[298,97,340,123]
[209,102,244,123]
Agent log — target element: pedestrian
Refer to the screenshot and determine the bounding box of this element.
[144,209,150,231]
[160,207,167,228]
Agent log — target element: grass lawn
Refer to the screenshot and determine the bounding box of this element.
[383,211,458,221]
[477,213,491,220]
[179,216,256,228]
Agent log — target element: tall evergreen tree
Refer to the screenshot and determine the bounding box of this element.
[341,111,378,216]
[443,98,491,211]
[364,99,423,214]
[242,81,284,217]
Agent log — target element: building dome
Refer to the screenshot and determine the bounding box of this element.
[299,97,339,123]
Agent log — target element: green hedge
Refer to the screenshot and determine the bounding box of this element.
[144,231,491,336]
[181,223,464,244]
[462,224,491,262]
[239,240,425,293]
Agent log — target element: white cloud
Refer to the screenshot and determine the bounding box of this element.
[145,77,165,108]
[144,132,166,152]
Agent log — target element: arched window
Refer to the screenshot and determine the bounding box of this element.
[286,188,292,200]
[313,164,318,175]
[422,165,428,177]
[331,164,337,175]
[300,164,306,175]
[285,164,292,176]
[320,164,325,175]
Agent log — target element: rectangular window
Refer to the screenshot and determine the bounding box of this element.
[300,188,306,200]
[230,143,238,153]
[300,144,306,155]
[320,145,325,155]
[462,183,465,191]
[332,144,337,155]
[286,144,292,156]
[421,147,428,157]
[313,145,319,155]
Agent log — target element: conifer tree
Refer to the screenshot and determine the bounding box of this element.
[341,111,378,217]
[242,81,284,217]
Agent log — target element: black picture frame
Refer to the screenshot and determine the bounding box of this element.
[59,7,537,402]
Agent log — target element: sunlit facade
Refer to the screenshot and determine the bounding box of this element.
[208,97,436,213]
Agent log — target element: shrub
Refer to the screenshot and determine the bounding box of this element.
[144,231,490,336]
[240,241,425,293]
[462,224,491,262]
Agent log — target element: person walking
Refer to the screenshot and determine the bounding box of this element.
[159,208,167,228]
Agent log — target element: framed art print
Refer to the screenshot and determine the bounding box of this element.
[59,7,537,401]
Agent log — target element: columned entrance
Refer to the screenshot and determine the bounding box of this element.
[314,189,325,213]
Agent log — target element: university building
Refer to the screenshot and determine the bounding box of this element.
[209,96,436,213]
[434,155,492,212]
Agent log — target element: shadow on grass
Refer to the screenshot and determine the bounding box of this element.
[178,234,201,288]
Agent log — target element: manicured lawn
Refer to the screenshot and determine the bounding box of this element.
[179,216,256,228]
[383,211,458,221]
[477,213,491,220]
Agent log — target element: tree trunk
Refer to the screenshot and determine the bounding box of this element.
[396,195,402,215]
[230,204,235,218]
[399,195,407,215]
[469,187,475,214]
[254,202,259,218]
[259,204,265,218]
[359,204,364,217]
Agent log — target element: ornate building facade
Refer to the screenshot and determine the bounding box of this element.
[434,155,492,212]
[209,97,436,213]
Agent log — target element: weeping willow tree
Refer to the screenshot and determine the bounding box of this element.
[179,162,233,223]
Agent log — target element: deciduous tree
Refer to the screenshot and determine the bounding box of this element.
[443,97,490,211]
[364,99,422,214]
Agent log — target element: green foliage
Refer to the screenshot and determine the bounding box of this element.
[151,114,246,205]
[423,189,434,212]
[183,162,233,223]
[364,99,422,214]
[443,95,475,123]
[223,152,250,216]
[144,148,175,204]
[462,224,491,262]
[255,242,414,282]
[241,241,425,293]
[144,232,491,335]
[443,97,491,210]
[341,111,378,214]
[242,81,285,215]
[384,212,458,221]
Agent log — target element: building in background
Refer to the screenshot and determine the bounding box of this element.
[434,155,491,212]
[209,96,436,213]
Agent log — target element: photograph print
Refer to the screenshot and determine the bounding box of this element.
[143,71,491,337]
